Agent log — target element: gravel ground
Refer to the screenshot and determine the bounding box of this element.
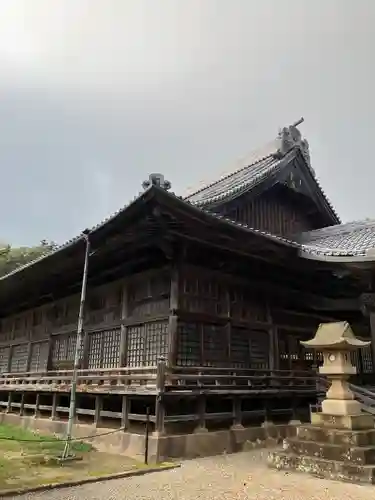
[14,450,375,500]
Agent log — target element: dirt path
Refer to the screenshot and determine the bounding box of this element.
[15,450,375,500]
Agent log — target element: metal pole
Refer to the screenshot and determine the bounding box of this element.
[62,231,90,459]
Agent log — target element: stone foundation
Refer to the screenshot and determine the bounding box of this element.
[0,413,296,462]
[268,421,375,484]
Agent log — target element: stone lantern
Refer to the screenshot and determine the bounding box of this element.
[268,322,375,484]
[301,321,370,423]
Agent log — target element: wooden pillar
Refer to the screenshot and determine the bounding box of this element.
[19,393,25,416]
[167,265,179,367]
[119,282,129,367]
[195,395,207,432]
[267,304,278,371]
[231,397,243,429]
[51,393,58,420]
[154,356,166,436]
[121,395,129,430]
[34,393,40,418]
[360,292,375,374]
[369,312,375,371]
[94,395,102,427]
[6,392,12,413]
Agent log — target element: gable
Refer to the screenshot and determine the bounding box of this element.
[184,122,340,229]
[219,185,319,237]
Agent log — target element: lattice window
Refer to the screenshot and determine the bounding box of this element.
[88,332,102,369]
[127,326,144,367]
[10,344,29,372]
[29,342,49,372]
[127,322,168,367]
[203,324,226,366]
[52,334,77,363]
[249,330,269,369]
[143,321,168,366]
[0,347,10,372]
[177,322,201,366]
[230,327,249,368]
[102,329,121,368]
[361,346,373,373]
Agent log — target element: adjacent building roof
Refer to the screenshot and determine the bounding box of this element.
[298,220,375,259]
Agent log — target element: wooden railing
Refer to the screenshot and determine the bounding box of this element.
[0,359,320,395]
[0,366,159,393]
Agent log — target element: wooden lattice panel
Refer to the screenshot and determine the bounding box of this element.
[29,342,49,372]
[0,346,10,372]
[52,333,77,363]
[230,327,250,368]
[127,325,144,367]
[181,276,227,317]
[361,345,373,373]
[177,322,201,366]
[10,344,29,373]
[203,324,227,366]
[102,329,121,368]
[127,321,168,367]
[87,329,121,369]
[128,272,170,318]
[248,330,269,369]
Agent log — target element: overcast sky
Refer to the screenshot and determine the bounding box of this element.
[0,0,374,246]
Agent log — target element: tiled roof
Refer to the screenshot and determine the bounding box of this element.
[298,220,375,257]
[185,147,295,206]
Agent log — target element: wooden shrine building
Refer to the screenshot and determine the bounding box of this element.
[1,120,375,457]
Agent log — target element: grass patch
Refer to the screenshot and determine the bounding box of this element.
[0,423,141,493]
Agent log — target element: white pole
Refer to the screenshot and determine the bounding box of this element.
[62,231,90,459]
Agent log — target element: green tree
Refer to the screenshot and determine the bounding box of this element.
[0,240,58,277]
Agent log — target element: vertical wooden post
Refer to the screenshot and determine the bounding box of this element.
[226,289,231,366]
[121,395,129,430]
[231,397,243,429]
[94,395,102,427]
[34,393,40,418]
[51,393,58,420]
[369,312,375,373]
[195,394,207,432]
[19,393,25,416]
[119,282,129,367]
[167,265,179,367]
[6,392,12,413]
[154,356,166,436]
[267,304,278,371]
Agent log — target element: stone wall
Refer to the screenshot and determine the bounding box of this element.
[0,413,297,462]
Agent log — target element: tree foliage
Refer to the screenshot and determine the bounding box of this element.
[0,240,58,278]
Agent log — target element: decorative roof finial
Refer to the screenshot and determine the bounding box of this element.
[276,117,314,176]
[142,173,171,191]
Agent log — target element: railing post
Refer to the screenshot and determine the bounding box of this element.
[154,356,166,436]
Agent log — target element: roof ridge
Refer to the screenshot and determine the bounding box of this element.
[184,149,277,201]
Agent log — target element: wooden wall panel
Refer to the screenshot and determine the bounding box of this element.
[224,188,314,236]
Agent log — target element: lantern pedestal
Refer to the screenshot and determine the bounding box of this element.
[268,322,375,484]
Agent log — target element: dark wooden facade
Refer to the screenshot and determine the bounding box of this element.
[0,183,372,434]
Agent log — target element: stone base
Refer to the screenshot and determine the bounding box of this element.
[268,422,375,485]
[313,412,374,430]
[268,450,375,484]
